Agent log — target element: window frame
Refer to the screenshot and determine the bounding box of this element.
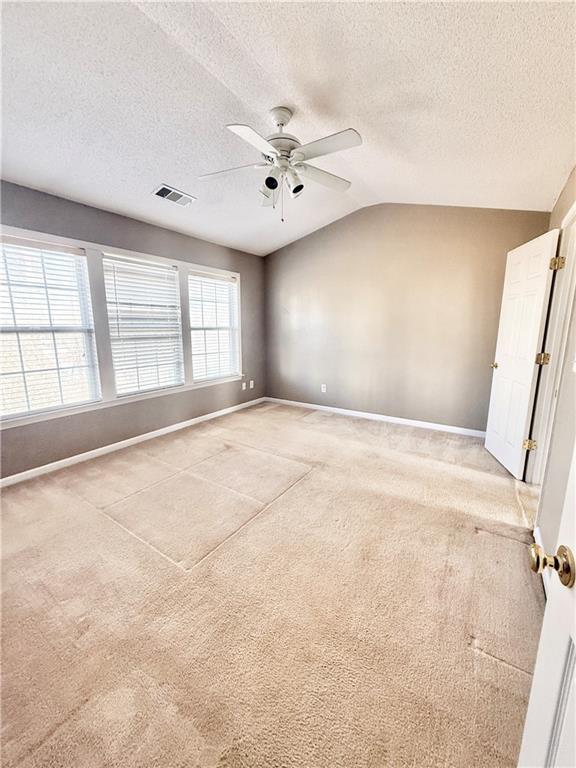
[102,254,186,396]
[1,237,102,418]
[188,269,241,384]
[1,226,243,430]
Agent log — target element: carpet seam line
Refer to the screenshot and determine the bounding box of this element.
[470,641,532,676]
[210,433,320,469]
[135,441,231,474]
[9,695,92,767]
[187,466,316,571]
[207,435,313,468]
[98,468,183,511]
[514,480,530,528]
[182,466,265,506]
[96,508,187,571]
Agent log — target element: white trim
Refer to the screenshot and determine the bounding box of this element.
[179,265,194,385]
[0,374,243,430]
[85,246,116,400]
[1,395,488,487]
[0,226,240,281]
[187,270,242,384]
[529,214,576,487]
[561,199,576,229]
[0,397,265,488]
[532,525,550,597]
[0,225,244,429]
[264,397,486,437]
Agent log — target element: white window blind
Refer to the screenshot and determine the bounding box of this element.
[103,256,184,395]
[0,239,100,418]
[189,273,240,381]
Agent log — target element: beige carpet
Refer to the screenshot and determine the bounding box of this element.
[1,403,545,767]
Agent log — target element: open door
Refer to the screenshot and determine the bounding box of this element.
[485,230,560,478]
[518,442,575,767]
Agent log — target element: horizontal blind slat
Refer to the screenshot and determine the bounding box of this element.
[0,243,101,418]
[188,274,239,382]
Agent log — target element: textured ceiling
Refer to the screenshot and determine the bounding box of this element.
[2,2,575,256]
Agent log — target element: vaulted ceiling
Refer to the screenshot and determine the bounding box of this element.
[2,2,574,256]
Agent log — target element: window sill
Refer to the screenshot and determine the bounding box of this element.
[0,375,243,430]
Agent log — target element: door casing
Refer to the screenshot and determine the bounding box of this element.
[485,230,559,478]
[528,202,576,487]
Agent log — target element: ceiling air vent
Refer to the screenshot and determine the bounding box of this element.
[153,185,196,207]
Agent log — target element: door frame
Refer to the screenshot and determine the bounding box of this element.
[528,201,576,487]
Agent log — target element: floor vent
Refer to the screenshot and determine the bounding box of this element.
[153,185,196,206]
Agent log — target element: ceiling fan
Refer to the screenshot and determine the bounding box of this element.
[199,107,362,207]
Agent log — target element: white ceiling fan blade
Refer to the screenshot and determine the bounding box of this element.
[198,163,267,181]
[291,128,362,162]
[296,163,351,191]
[227,124,278,157]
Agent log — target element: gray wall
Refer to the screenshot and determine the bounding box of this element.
[265,203,549,431]
[0,183,559,477]
[1,182,266,477]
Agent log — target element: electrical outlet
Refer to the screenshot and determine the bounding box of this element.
[242,382,247,391]
[249,380,254,389]
[321,384,327,393]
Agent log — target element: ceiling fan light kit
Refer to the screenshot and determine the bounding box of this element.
[264,165,283,191]
[199,106,362,215]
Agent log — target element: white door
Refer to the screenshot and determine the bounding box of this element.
[518,443,575,767]
[485,230,560,478]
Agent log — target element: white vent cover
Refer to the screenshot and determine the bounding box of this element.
[153,185,196,206]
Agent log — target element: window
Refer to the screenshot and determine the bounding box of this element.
[103,256,184,395]
[189,273,240,380]
[0,228,243,425]
[0,239,100,417]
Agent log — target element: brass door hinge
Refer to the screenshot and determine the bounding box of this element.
[550,256,566,271]
[523,438,537,451]
[535,352,551,365]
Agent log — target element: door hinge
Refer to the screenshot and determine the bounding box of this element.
[523,438,537,451]
[535,352,551,365]
[549,256,566,271]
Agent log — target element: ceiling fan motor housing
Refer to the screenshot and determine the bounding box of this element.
[263,111,306,196]
[262,134,301,165]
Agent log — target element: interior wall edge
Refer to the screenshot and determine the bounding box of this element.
[0,397,266,487]
[265,202,550,431]
[548,165,576,230]
[262,201,552,260]
[0,179,262,259]
[535,168,576,552]
[266,397,486,438]
[0,181,267,476]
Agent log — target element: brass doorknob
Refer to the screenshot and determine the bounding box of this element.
[491,362,499,369]
[529,543,575,588]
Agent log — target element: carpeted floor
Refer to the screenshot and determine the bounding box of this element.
[1,402,545,767]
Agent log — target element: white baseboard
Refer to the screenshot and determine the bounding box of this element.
[532,525,550,597]
[264,397,486,438]
[1,395,485,488]
[0,397,266,488]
